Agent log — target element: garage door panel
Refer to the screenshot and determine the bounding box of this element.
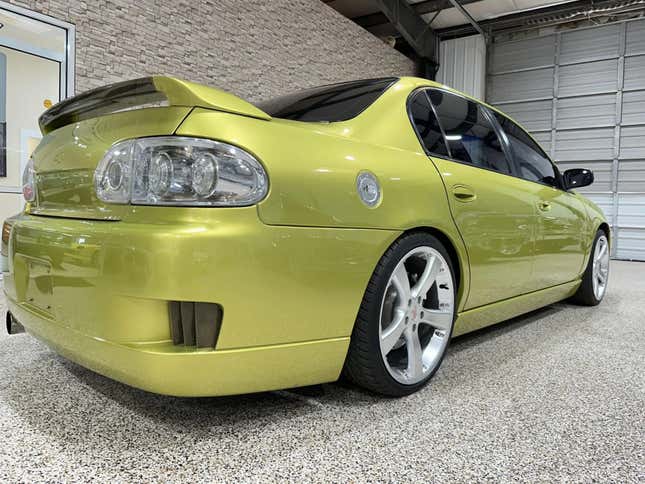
[531,131,551,154]
[617,194,645,226]
[497,100,552,131]
[556,94,617,129]
[557,160,613,192]
[560,24,621,64]
[555,128,615,161]
[559,59,618,97]
[619,126,645,159]
[487,68,553,103]
[617,159,645,192]
[626,19,645,56]
[624,55,645,91]
[616,228,645,260]
[622,90,645,126]
[487,20,645,260]
[489,35,555,73]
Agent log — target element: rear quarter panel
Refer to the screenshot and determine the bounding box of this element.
[176,94,470,310]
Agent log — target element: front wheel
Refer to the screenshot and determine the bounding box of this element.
[571,230,610,306]
[343,233,456,397]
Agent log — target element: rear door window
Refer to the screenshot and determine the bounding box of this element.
[408,90,450,158]
[428,90,512,175]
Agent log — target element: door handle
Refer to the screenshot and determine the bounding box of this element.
[538,200,552,212]
[452,185,476,202]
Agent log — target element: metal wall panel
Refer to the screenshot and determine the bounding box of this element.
[437,35,486,100]
[615,228,645,260]
[487,19,645,260]
[617,159,645,192]
[555,128,615,161]
[626,19,645,56]
[488,67,554,103]
[489,35,555,73]
[498,100,552,131]
[560,24,621,64]
[558,59,618,97]
[624,55,645,91]
[531,131,552,154]
[622,90,645,126]
[556,94,617,129]
[619,126,645,160]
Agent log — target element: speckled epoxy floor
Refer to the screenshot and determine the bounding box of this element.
[0,261,643,482]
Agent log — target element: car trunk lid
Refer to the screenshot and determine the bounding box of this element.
[30,76,271,221]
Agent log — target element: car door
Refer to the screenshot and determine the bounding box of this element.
[409,89,537,310]
[491,112,587,290]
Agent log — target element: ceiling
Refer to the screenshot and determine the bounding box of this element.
[324,0,579,36]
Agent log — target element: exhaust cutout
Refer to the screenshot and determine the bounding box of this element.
[5,312,24,335]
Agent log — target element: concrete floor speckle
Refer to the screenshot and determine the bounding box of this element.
[1,261,644,482]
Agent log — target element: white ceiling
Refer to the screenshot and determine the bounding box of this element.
[414,0,577,29]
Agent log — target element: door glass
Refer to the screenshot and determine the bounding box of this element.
[408,90,450,157]
[494,113,558,187]
[428,89,511,175]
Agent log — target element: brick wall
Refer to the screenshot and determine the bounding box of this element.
[8,0,415,102]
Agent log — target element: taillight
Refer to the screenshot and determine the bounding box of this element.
[1,221,12,257]
[22,158,36,202]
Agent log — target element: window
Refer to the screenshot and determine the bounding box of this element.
[494,114,558,187]
[255,78,397,122]
[428,90,512,175]
[408,90,449,157]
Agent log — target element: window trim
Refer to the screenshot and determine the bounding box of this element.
[406,86,571,193]
[489,109,568,192]
[407,87,516,179]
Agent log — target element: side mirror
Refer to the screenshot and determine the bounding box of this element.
[563,168,594,190]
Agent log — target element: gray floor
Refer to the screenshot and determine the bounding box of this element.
[0,261,643,482]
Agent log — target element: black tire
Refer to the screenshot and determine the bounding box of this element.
[570,229,609,306]
[343,232,456,397]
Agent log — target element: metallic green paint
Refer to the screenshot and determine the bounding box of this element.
[2,76,606,396]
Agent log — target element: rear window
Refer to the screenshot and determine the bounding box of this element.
[256,78,398,122]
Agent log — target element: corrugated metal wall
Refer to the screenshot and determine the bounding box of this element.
[437,34,486,99]
[487,18,645,260]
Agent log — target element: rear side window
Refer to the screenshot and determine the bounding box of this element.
[494,114,558,187]
[408,90,450,157]
[428,90,512,175]
[255,78,397,122]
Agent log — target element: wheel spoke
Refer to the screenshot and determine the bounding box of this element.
[405,329,424,379]
[391,263,411,305]
[598,270,607,284]
[380,309,406,354]
[419,309,452,331]
[596,241,607,262]
[412,255,440,299]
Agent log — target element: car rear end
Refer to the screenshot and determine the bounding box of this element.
[2,77,392,396]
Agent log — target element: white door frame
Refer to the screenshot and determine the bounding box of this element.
[0,1,75,194]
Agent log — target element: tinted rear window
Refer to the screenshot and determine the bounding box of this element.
[256,78,397,122]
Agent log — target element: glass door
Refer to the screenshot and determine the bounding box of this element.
[0,3,74,224]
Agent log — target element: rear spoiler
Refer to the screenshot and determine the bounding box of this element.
[39,76,271,134]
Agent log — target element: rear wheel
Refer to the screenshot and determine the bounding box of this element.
[344,233,456,397]
[571,230,609,306]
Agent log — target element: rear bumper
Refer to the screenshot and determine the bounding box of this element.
[3,208,398,396]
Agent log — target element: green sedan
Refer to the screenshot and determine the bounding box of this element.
[2,76,609,397]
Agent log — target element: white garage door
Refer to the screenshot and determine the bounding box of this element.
[487,18,645,260]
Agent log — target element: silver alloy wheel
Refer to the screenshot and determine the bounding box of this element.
[592,234,610,300]
[378,246,454,385]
